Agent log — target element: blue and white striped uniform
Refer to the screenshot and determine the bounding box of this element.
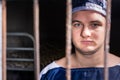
[40,62,120,80]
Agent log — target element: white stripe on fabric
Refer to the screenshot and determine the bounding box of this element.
[40,61,60,79]
[117,64,120,66]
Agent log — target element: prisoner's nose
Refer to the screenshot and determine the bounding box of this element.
[81,27,91,38]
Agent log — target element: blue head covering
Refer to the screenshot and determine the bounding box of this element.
[72,0,106,16]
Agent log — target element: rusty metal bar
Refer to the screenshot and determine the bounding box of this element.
[2,0,7,80]
[66,0,72,80]
[104,0,112,80]
[33,0,40,80]
[0,1,2,79]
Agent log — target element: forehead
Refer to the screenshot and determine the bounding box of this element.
[72,10,106,21]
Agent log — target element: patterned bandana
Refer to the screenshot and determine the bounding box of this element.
[72,0,106,16]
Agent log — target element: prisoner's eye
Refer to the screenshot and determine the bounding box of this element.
[90,22,101,29]
[72,22,82,28]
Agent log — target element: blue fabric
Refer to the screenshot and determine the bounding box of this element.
[72,0,106,16]
[72,0,106,9]
[40,65,120,80]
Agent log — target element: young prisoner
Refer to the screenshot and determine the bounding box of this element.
[40,0,120,80]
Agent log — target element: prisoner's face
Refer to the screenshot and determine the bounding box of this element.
[72,10,106,55]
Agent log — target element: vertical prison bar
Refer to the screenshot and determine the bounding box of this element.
[0,1,2,80]
[66,0,72,80]
[33,0,40,80]
[2,0,7,80]
[104,0,112,80]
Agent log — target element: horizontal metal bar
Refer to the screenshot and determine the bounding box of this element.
[7,32,35,42]
[7,58,34,62]
[7,68,34,71]
[7,47,34,51]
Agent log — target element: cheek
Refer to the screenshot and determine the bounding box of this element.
[72,30,80,40]
[93,30,105,40]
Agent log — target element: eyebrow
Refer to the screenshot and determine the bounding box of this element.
[72,20,80,23]
[90,20,101,23]
[90,20,102,24]
[72,20,102,24]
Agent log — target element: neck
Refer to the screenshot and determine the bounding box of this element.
[74,49,105,68]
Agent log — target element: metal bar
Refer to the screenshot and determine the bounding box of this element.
[33,0,40,80]
[7,32,35,42]
[2,0,7,80]
[7,58,34,62]
[104,0,112,80]
[66,0,72,80]
[7,47,34,51]
[7,68,34,71]
[0,1,2,80]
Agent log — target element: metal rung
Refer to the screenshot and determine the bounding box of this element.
[7,47,34,51]
[7,32,35,42]
[7,68,34,71]
[7,58,34,62]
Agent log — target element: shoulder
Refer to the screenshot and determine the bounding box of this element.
[55,57,67,68]
[40,61,60,79]
[108,53,120,66]
[109,53,120,61]
[40,61,67,80]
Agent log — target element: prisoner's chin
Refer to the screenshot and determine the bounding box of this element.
[75,45,103,55]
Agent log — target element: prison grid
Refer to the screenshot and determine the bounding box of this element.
[1,0,112,80]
